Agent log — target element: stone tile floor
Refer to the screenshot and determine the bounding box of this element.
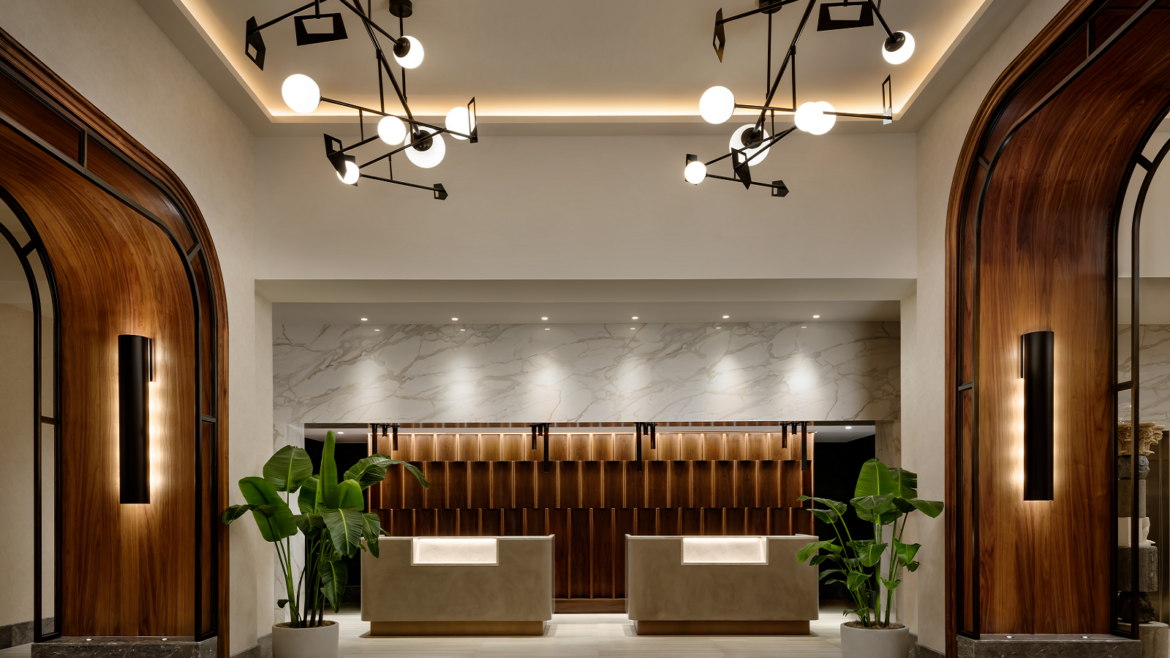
[0,604,857,657]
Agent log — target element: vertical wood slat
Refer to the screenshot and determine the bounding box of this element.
[614,508,635,598]
[781,461,803,507]
[636,508,657,536]
[537,463,559,508]
[480,434,502,461]
[560,461,582,509]
[403,462,425,509]
[769,508,792,535]
[569,509,591,598]
[435,434,458,461]
[569,434,592,460]
[702,508,724,536]
[725,433,746,460]
[526,508,547,537]
[593,434,615,461]
[415,509,438,536]
[603,462,624,508]
[713,461,735,508]
[481,509,502,536]
[388,509,413,536]
[659,508,680,536]
[413,435,436,462]
[581,462,602,509]
[457,508,478,536]
[626,461,645,508]
[747,508,769,535]
[457,434,480,461]
[703,433,724,460]
[381,463,403,510]
[681,508,701,535]
[646,461,670,508]
[548,509,570,598]
[614,433,636,461]
[769,432,788,461]
[670,461,691,508]
[437,509,458,535]
[735,460,758,508]
[656,433,679,461]
[447,461,469,509]
[424,462,448,509]
[725,508,747,535]
[692,461,713,508]
[514,462,536,508]
[503,509,524,536]
[549,434,570,461]
[680,433,704,460]
[469,462,491,509]
[759,460,780,508]
[747,433,770,460]
[490,461,512,509]
[593,509,614,598]
[392,433,413,461]
[501,434,525,461]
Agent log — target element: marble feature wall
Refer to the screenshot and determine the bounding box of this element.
[1120,325,1170,423]
[274,322,900,442]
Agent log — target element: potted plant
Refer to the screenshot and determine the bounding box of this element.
[223,431,427,658]
[797,458,942,658]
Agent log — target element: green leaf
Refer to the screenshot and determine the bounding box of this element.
[401,461,429,489]
[294,513,324,537]
[322,507,365,557]
[238,477,297,542]
[887,467,919,500]
[880,578,901,591]
[810,554,833,565]
[345,454,395,490]
[910,498,944,518]
[905,561,920,573]
[298,477,318,515]
[819,568,843,582]
[852,494,899,524]
[277,599,288,609]
[894,539,921,567]
[855,458,898,498]
[319,557,347,612]
[222,504,256,524]
[858,542,888,568]
[811,497,848,518]
[809,509,836,525]
[362,513,383,559]
[338,479,365,510]
[318,431,340,510]
[797,540,835,563]
[263,445,314,493]
[846,570,871,592]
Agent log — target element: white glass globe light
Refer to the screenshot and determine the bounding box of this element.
[394,36,425,69]
[445,107,472,140]
[377,116,407,145]
[795,102,836,135]
[684,160,707,185]
[406,128,446,168]
[728,124,771,166]
[699,86,736,125]
[337,160,359,185]
[882,31,915,65]
[281,74,320,114]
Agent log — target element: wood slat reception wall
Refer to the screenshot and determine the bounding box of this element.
[369,431,814,610]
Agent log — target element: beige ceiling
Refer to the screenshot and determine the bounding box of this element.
[155,0,1019,133]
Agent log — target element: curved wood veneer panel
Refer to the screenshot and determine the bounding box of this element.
[0,27,229,650]
[945,0,1170,651]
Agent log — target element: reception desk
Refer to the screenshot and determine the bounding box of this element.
[362,536,554,636]
[626,535,819,635]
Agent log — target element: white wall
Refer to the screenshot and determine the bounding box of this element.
[0,303,34,629]
[254,132,917,280]
[0,2,269,652]
[908,0,1067,651]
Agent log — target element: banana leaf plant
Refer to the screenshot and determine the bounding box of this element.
[222,430,427,627]
[797,458,942,628]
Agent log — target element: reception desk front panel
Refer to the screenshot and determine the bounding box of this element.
[627,535,818,635]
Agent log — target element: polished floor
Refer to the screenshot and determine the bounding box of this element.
[0,605,856,657]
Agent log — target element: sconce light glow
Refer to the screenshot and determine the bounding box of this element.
[541,317,549,321]
[632,316,639,320]
[685,160,708,184]
[699,86,736,124]
[406,129,446,168]
[813,315,820,319]
[729,125,770,165]
[377,115,407,145]
[451,317,459,321]
[394,36,425,69]
[281,74,321,113]
[445,106,472,140]
[722,315,730,319]
[337,160,360,185]
[882,31,915,65]
[794,102,836,135]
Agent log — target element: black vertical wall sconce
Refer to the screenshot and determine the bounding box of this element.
[531,423,551,472]
[801,421,811,472]
[1021,330,1054,501]
[119,334,152,505]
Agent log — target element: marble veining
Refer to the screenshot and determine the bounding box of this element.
[274,322,899,443]
[1119,325,1170,423]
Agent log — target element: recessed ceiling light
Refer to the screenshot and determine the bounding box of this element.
[631,327,636,330]
[375,329,381,332]
[545,327,550,330]
[452,317,459,321]
[722,315,730,319]
[338,431,345,434]
[460,328,465,331]
[541,317,549,321]
[845,426,852,430]
[813,315,820,319]
[715,326,722,329]
[632,316,639,320]
[361,317,368,321]
[801,326,807,329]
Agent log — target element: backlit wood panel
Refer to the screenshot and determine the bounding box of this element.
[560,461,582,509]
[581,462,602,509]
[670,461,691,509]
[403,462,424,509]
[503,509,523,536]
[480,434,502,461]
[537,464,558,508]
[636,508,657,536]
[481,509,502,536]
[569,509,591,598]
[646,461,669,508]
[736,461,758,508]
[680,433,703,460]
[602,461,623,508]
[501,434,525,461]
[469,462,490,509]
[614,509,634,598]
[593,509,614,598]
[514,462,536,508]
[381,463,403,510]
[447,462,468,509]
[692,461,713,508]
[457,434,479,461]
[413,435,435,462]
[549,434,570,461]
[659,508,680,536]
[658,433,680,461]
[703,433,724,460]
[702,508,724,536]
[726,434,746,460]
[713,461,735,508]
[489,461,511,509]
[457,508,477,536]
[569,434,591,460]
[759,461,780,508]
[626,462,645,509]
[424,462,447,509]
[726,508,747,535]
[549,509,569,599]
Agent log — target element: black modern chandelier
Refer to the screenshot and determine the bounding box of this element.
[684,0,913,196]
[245,0,476,199]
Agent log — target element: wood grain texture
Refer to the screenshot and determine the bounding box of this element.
[944,1,1170,647]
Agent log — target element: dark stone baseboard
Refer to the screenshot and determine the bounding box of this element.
[909,632,945,658]
[0,620,35,650]
[957,634,1140,658]
[30,635,217,658]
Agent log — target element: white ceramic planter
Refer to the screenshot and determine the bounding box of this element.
[272,621,338,658]
[840,622,910,658]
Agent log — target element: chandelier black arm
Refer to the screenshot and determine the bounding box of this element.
[703,126,797,168]
[757,0,817,128]
[358,143,412,169]
[333,0,415,123]
[359,173,440,193]
[249,0,327,33]
[867,0,897,39]
[706,174,784,190]
[716,0,804,26]
[319,97,474,140]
